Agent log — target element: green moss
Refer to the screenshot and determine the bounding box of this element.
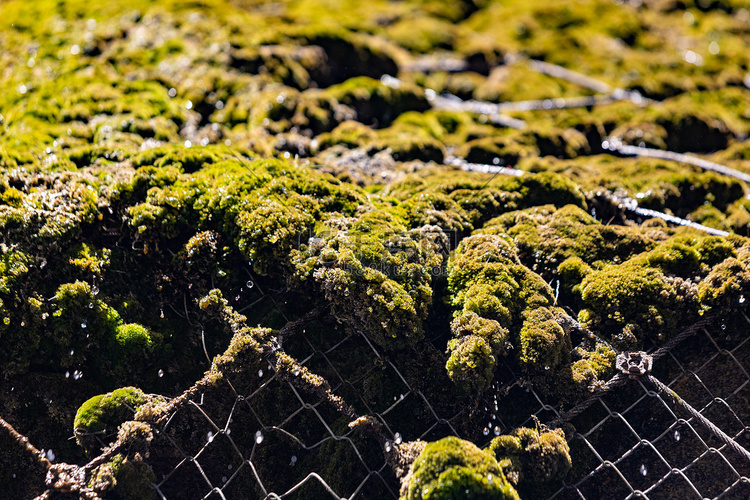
[324,76,430,128]
[446,311,509,393]
[402,436,520,500]
[578,261,690,348]
[488,427,571,495]
[698,257,750,313]
[115,323,154,349]
[73,387,148,433]
[518,307,571,371]
[107,453,157,500]
[570,343,617,388]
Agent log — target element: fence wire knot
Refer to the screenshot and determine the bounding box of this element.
[616,351,653,379]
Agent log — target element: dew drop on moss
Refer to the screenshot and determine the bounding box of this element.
[88,303,94,309]
[384,440,391,452]
[395,432,402,444]
[483,427,489,436]
[493,426,500,436]
[91,286,99,296]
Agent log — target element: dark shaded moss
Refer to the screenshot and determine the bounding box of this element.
[487,427,571,498]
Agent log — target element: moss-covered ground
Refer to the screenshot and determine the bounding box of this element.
[1,0,749,498]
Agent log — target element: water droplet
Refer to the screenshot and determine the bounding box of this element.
[640,464,647,476]
[255,430,264,444]
[400,394,404,400]
[384,441,391,452]
[73,370,82,380]
[158,369,164,378]
[290,455,297,466]
[740,295,746,304]
[168,88,177,97]
[184,140,192,148]
[246,280,254,289]
[70,349,74,356]
[185,100,193,110]
[70,45,80,55]
[221,476,227,483]
[81,322,87,329]
[226,428,231,435]
[343,288,350,297]
[258,369,263,378]
[394,433,402,444]
[544,365,550,371]
[65,371,70,379]
[228,464,233,470]
[483,427,489,436]
[235,295,241,301]
[91,285,99,296]
[46,449,55,461]
[160,309,164,319]
[674,430,681,442]
[721,323,727,330]
[293,367,300,376]
[207,431,214,442]
[493,426,501,436]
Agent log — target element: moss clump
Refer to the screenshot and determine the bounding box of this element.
[324,76,430,128]
[488,427,571,497]
[518,307,571,371]
[446,312,509,394]
[94,453,157,500]
[698,256,750,313]
[115,323,154,350]
[73,387,155,455]
[401,436,520,500]
[570,343,617,388]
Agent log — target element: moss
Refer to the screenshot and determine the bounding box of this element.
[73,387,156,455]
[324,76,430,128]
[697,257,750,313]
[517,307,571,371]
[107,453,157,500]
[115,323,154,350]
[570,343,617,387]
[488,427,571,496]
[578,261,692,348]
[446,310,509,394]
[401,436,520,500]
